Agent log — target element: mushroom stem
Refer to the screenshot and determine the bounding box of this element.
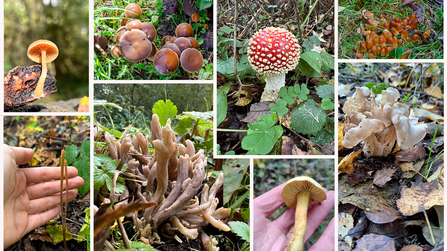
[287,191,310,251]
[34,51,47,97]
[260,74,286,102]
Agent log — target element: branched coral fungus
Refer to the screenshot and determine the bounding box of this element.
[342,87,427,157]
[95,114,230,249]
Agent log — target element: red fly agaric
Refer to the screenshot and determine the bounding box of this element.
[281,177,327,251]
[247,27,301,101]
[27,40,59,98]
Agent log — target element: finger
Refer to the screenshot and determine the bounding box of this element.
[29,189,78,215]
[22,166,79,184]
[27,176,84,200]
[254,183,287,218]
[6,146,34,165]
[272,207,295,234]
[25,206,61,235]
[304,190,335,241]
[309,217,335,251]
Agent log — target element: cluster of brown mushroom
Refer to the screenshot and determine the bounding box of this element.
[355,11,431,59]
[95,3,204,75]
[341,86,427,157]
[94,114,229,248]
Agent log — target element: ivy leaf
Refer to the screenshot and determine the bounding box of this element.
[290,99,327,136]
[321,98,334,110]
[269,99,288,116]
[315,85,334,99]
[241,113,283,154]
[228,221,250,242]
[152,100,178,126]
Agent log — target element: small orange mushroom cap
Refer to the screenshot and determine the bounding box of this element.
[27,40,59,64]
[191,13,200,22]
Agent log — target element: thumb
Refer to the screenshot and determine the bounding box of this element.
[5,145,34,165]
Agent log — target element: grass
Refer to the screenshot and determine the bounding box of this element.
[339,0,443,59]
[94,0,213,80]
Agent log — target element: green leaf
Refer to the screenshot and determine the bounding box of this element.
[287,86,298,97]
[310,127,334,144]
[321,98,334,110]
[152,100,178,126]
[217,90,228,126]
[315,85,334,99]
[46,221,77,243]
[80,140,90,158]
[297,84,310,100]
[198,0,213,10]
[197,119,213,136]
[269,99,288,116]
[64,144,80,165]
[290,99,327,136]
[220,83,232,94]
[278,86,288,97]
[302,40,314,51]
[309,36,321,46]
[73,157,90,196]
[219,26,234,34]
[225,151,236,155]
[228,221,250,242]
[94,164,111,190]
[241,208,250,222]
[282,95,295,105]
[320,51,334,71]
[389,47,405,59]
[300,51,322,74]
[94,154,113,167]
[241,114,283,154]
[173,116,193,136]
[223,159,249,205]
[182,111,213,121]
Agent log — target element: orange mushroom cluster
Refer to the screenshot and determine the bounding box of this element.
[355,12,431,59]
[97,3,204,75]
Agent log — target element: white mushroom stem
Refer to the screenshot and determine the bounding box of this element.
[260,74,286,102]
[287,191,310,251]
[35,50,47,97]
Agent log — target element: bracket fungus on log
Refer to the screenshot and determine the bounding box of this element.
[341,86,427,157]
[94,114,230,247]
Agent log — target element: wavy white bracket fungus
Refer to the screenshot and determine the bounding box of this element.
[342,87,427,157]
[247,27,301,102]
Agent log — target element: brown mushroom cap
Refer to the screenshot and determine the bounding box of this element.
[175,23,194,37]
[147,42,158,61]
[27,40,59,64]
[126,20,142,30]
[170,36,177,43]
[163,43,181,57]
[186,37,199,49]
[115,26,127,43]
[174,37,191,53]
[162,36,172,45]
[180,48,203,73]
[191,13,200,22]
[111,45,121,58]
[281,177,326,208]
[141,22,157,42]
[124,3,142,18]
[119,29,152,62]
[153,48,179,75]
[94,35,108,54]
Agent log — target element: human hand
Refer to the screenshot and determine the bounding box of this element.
[254,182,335,251]
[4,145,84,248]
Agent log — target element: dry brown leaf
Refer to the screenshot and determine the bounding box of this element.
[421,103,437,111]
[412,108,444,122]
[240,102,271,123]
[397,182,444,216]
[394,142,425,163]
[338,148,363,174]
[373,167,397,187]
[400,160,424,179]
[233,90,253,106]
[400,245,423,251]
[281,136,304,155]
[425,86,443,99]
[338,122,345,150]
[353,234,395,251]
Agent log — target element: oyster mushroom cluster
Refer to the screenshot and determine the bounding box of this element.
[94,114,229,248]
[341,86,427,157]
[95,3,204,75]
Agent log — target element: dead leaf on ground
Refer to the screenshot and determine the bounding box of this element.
[339,122,345,150]
[373,167,398,187]
[397,181,444,216]
[394,142,425,163]
[338,212,354,247]
[425,86,443,99]
[412,108,444,122]
[240,102,271,123]
[281,136,304,155]
[353,234,395,251]
[233,90,253,106]
[339,148,363,174]
[400,160,424,179]
[400,244,423,251]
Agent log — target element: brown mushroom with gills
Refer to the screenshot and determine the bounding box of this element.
[141,22,157,41]
[119,29,152,62]
[27,40,59,98]
[124,3,142,18]
[153,48,179,75]
[186,37,199,49]
[163,43,181,57]
[281,177,327,251]
[175,23,194,37]
[174,37,191,53]
[180,48,203,73]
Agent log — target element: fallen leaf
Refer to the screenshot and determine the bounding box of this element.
[412,108,444,122]
[394,142,425,163]
[353,234,395,251]
[421,103,437,111]
[240,102,271,123]
[78,96,89,112]
[281,136,304,155]
[373,167,397,187]
[339,212,354,247]
[400,245,423,251]
[348,211,368,239]
[233,90,253,106]
[338,148,363,174]
[339,122,345,150]
[397,181,444,216]
[399,0,420,6]
[425,86,443,99]
[400,160,424,179]
[422,226,443,246]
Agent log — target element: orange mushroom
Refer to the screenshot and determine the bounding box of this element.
[27,40,59,97]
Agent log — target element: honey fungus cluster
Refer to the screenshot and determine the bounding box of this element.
[355,12,431,59]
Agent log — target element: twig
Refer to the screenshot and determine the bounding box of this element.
[423,210,436,245]
[237,8,262,39]
[301,0,320,31]
[118,217,132,249]
[105,240,116,251]
[409,64,431,101]
[233,0,244,90]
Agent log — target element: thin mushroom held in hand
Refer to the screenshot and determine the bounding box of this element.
[60,150,69,250]
[281,177,327,251]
